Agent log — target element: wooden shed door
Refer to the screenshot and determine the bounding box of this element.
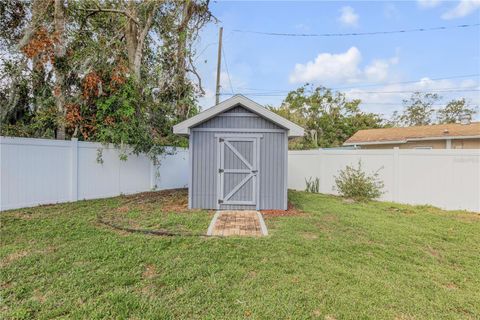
[217,136,259,208]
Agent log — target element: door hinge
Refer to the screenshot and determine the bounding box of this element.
[219,138,224,142]
[218,169,224,173]
[218,199,223,204]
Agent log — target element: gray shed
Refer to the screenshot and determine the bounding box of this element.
[173,95,304,210]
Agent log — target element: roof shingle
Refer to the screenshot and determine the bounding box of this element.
[344,122,480,145]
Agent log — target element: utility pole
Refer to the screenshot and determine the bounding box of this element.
[215,26,223,105]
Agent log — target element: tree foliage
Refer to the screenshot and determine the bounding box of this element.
[391,93,477,127]
[391,92,440,127]
[1,0,213,159]
[270,84,385,149]
[437,98,477,124]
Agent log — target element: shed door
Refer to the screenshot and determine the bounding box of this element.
[217,136,259,208]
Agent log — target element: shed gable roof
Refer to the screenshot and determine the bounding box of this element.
[173,95,304,137]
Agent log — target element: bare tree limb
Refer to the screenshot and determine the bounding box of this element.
[79,7,139,25]
[187,56,205,95]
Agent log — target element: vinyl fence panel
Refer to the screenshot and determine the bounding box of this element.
[2,136,479,212]
[288,149,480,212]
[0,137,188,210]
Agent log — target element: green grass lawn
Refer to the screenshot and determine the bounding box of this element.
[1,190,479,319]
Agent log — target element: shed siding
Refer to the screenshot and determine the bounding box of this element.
[224,106,250,113]
[190,105,287,210]
[195,106,282,129]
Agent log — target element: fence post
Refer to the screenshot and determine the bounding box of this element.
[392,147,399,202]
[70,138,78,201]
[319,149,325,193]
[150,159,157,191]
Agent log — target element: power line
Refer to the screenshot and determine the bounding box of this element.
[194,30,235,62]
[222,46,235,95]
[233,23,480,37]
[220,88,480,97]
[325,74,480,90]
[232,74,480,94]
[222,88,480,96]
[346,88,479,94]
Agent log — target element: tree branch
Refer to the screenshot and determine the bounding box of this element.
[79,7,139,25]
[187,55,205,95]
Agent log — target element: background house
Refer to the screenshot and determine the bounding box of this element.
[343,122,480,149]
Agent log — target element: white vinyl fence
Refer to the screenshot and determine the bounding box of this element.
[2,137,479,212]
[289,149,480,212]
[0,136,188,210]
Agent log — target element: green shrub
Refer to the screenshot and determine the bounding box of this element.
[334,160,384,201]
[305,177,320,193]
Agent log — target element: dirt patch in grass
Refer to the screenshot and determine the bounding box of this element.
[386,206,416,215]
[425,245,443,260]
[160,193,188,212]
[0,250,30,267]
[261,202,304,218]
[116,205,130,213]
[32,289,47,303]
[117,188,206,214]
[96,189,211,236]
[121,190,175,204]
[321,213,339,223]
[0,246,55,268]
[302,232,319,240]
[120,188,190,212]
[10,211,35,220]
[453,213,480,223]
[444,283,458,290]
[394,314,416,320]
[143,264,157,279]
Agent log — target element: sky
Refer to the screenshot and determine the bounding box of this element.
[194,0,480,119]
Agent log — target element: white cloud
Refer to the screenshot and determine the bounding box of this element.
[442,0,480,19]
[417,0,442,8]
[344,77,480,117]
[364,57,399,82]
[338,6,359,27]
[289,47,399,85]
[289,47,361,83]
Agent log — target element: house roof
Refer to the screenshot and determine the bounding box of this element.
[344,122,480,146]
[173,95,305,137]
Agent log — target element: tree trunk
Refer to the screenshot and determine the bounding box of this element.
[133,8,155,80]
[176,1,191,88]
[53,0,66,140]
[125,1,138,79]
[124,1,156,81]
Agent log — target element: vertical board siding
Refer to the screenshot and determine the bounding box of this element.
[190,104,288,210]
[195,107,282,130]
[224,106,249,113]
[191,131,217,209]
